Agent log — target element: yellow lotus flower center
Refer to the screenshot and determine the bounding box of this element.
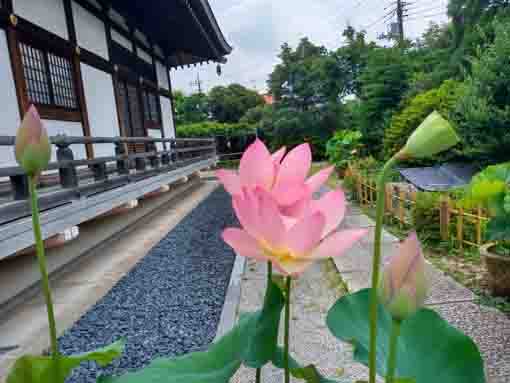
[259,240,296,263]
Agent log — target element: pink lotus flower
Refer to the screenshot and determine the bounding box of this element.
[216,139,333,216]
[222,187,366,276]
[378,232,428,321]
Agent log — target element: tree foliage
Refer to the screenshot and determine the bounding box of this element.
[208,84,264,123]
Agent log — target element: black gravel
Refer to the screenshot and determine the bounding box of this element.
[59,188,237,382]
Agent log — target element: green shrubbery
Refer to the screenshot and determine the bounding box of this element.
[176,121,255,138]
[412,192,442,245]
[326,130,363,170]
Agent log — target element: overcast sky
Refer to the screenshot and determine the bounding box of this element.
[171,0,449,94]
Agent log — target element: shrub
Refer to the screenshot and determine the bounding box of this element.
[326,130,363,170]
[177,122,257,154]
[176,121,255,138]
[412,192,442,245]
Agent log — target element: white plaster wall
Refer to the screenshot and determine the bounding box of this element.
[0,30,22,167]
[160,97,175,139]
[72,2,109,60]
[137,48,152,65]
[44,120,87,161]
[14,0,68,40]
[148,129,163,151]
[111,29,132,52]
[156,61,168,90]
[80,63,119,158]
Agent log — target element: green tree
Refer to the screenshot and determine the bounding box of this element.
[173,92,209,125]
[357,47,411,154]
[208,84,264,123]
[453,18,510,163]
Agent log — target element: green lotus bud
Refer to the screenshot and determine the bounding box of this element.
[15,105,51,177]
[379,233,428,321]
[398,111,460,159]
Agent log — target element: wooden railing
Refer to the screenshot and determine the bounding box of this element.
[0,135,216,226]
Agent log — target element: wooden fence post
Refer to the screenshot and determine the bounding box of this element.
[398,187,405,228]
[476,206,482,247]
[439,194,450,241]
[457,207,464,251]
[385,184,393,222]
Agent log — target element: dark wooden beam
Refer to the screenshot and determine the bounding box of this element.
[6,22,28,118]
[63,0,77,44]
[3,0,12,13]
[64,0,93,159]
[0,8,9,30]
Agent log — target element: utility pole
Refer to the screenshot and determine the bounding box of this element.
[189,72,203,94]
[396,0,405,46]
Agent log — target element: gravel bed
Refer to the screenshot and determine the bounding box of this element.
[59,188,237,382]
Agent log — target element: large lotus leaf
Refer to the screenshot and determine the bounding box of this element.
[7,340,124,383]
[326,289,485,383]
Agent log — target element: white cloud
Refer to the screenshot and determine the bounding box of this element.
[171,0,449,94]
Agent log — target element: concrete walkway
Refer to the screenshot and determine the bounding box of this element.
[230,201,510,383]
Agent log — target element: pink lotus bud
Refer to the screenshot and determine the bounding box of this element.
[378,233,428,321]
[14,105,51,176]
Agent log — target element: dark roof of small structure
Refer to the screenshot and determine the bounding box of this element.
[398,163,479,192]
[109,0,232,68]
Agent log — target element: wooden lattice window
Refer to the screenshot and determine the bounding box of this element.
[142,90,161,130]
[18,41,79,119]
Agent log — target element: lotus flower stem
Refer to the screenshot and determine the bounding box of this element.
[256,261,273,383]
[283,276,292,383]
[385,319,402,383]
[28,176,60,375]
[368,154,399,383]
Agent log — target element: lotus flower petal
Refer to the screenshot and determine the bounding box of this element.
[256,188,286,247]
[274,143,312,190]
[307,229,367,260]
[216,169,242,196]
[285,211,325,255]
[272,146,286,164]
[222,228,267,261]
[306,166,334,194]
[239,139,275,190]
[310,189,347,238]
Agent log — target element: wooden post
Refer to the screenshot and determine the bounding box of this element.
[385,184,393,222]
[398,187,405,228]
[356,175,362,204]
[476,206,482,247]
[56,142,78,188]
[457,207,464,251]
[440,194,450,241]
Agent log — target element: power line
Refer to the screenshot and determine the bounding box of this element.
[405,5,444,17]
[363,7,396,30]
[406,11,447,21]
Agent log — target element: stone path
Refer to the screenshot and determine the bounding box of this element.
[231,201,510,383]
